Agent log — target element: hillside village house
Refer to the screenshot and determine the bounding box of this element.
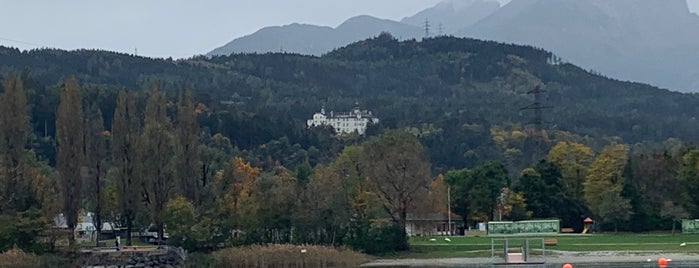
[307,104,379,135]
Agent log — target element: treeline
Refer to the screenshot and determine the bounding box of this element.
[445,136,699,234]
[0,75,431,254]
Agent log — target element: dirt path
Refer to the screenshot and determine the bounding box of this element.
[362,251,699,267]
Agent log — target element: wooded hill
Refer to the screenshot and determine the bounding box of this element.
[1,34,697,172]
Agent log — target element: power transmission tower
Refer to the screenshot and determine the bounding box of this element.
[520,85,553,134]
[424,19,431,38]
[438,23,444,36]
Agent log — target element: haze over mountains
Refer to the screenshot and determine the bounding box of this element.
[207,0,699,92]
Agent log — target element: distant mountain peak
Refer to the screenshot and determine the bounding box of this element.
[457,0,699,91]
[205,0,699,91]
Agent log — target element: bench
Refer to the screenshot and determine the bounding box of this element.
[543,238,558,246]
[560,228,575,233]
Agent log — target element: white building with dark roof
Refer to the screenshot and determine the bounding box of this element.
[307,104,379,135]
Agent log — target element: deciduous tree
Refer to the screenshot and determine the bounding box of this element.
[362,130,431,244]
[112,90,141,245]
[0,75,29,212]
[175,89,201,204]
[56,77,84,244]
[547,141,594,202]
[584,144,631,232]
[83,102,107,246]
[140,85,177,243]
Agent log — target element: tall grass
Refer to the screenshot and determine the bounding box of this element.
[0,248,41,268]
[206,244,371,268]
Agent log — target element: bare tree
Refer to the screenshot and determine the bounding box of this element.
[362,130,431,237]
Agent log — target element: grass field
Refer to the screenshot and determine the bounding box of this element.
[395,233,699,258]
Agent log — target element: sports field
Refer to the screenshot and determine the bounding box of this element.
[399,233,699,259]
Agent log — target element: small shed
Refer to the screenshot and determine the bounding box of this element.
[405,212,462,236]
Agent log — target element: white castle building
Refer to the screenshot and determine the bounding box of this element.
[307,104,379,135]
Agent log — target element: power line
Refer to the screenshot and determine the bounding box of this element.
[0,36,44,47]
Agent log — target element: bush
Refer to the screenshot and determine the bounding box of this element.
[0,210,47,253]
[345,220,408,255]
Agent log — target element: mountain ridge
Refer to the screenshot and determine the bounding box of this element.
[456,0,699,91]
[206,0,699,92]
[207,15,422,56]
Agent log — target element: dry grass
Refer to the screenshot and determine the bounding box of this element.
[211,244,372,268]
[0,248,41,268]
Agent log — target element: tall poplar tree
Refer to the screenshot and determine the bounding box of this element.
[112,90,140,245]
[175,89,200,204]
[140,85,177,243]
[84,102,107,246]
[56,77,84,243]
[0,75,29,212]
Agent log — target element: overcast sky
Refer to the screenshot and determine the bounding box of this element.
[1,0,697,59]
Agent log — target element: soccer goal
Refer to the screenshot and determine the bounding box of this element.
[490,237,547,265]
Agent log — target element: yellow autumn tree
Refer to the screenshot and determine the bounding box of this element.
[548,141,595,201]
[213,156,261,237]
[584,144,631,232]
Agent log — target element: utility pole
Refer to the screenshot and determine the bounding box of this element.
[447,185,451,235]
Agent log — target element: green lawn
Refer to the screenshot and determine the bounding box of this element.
[395,233,699,258]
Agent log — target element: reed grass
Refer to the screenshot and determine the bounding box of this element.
[209,244,372,268]
[0,248,41,268]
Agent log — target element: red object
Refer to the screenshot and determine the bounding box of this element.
[583,217,593,223]
[562,264,573,268]
[658,257,668,267]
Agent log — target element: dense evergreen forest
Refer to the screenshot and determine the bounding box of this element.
[2,34,699,254]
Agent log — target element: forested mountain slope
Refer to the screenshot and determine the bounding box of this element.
[1,35,698,172]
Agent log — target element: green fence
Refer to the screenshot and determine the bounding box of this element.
[682,219,699,234]
[487,220,560,235]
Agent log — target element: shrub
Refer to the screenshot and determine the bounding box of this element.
[345,220,408,255]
